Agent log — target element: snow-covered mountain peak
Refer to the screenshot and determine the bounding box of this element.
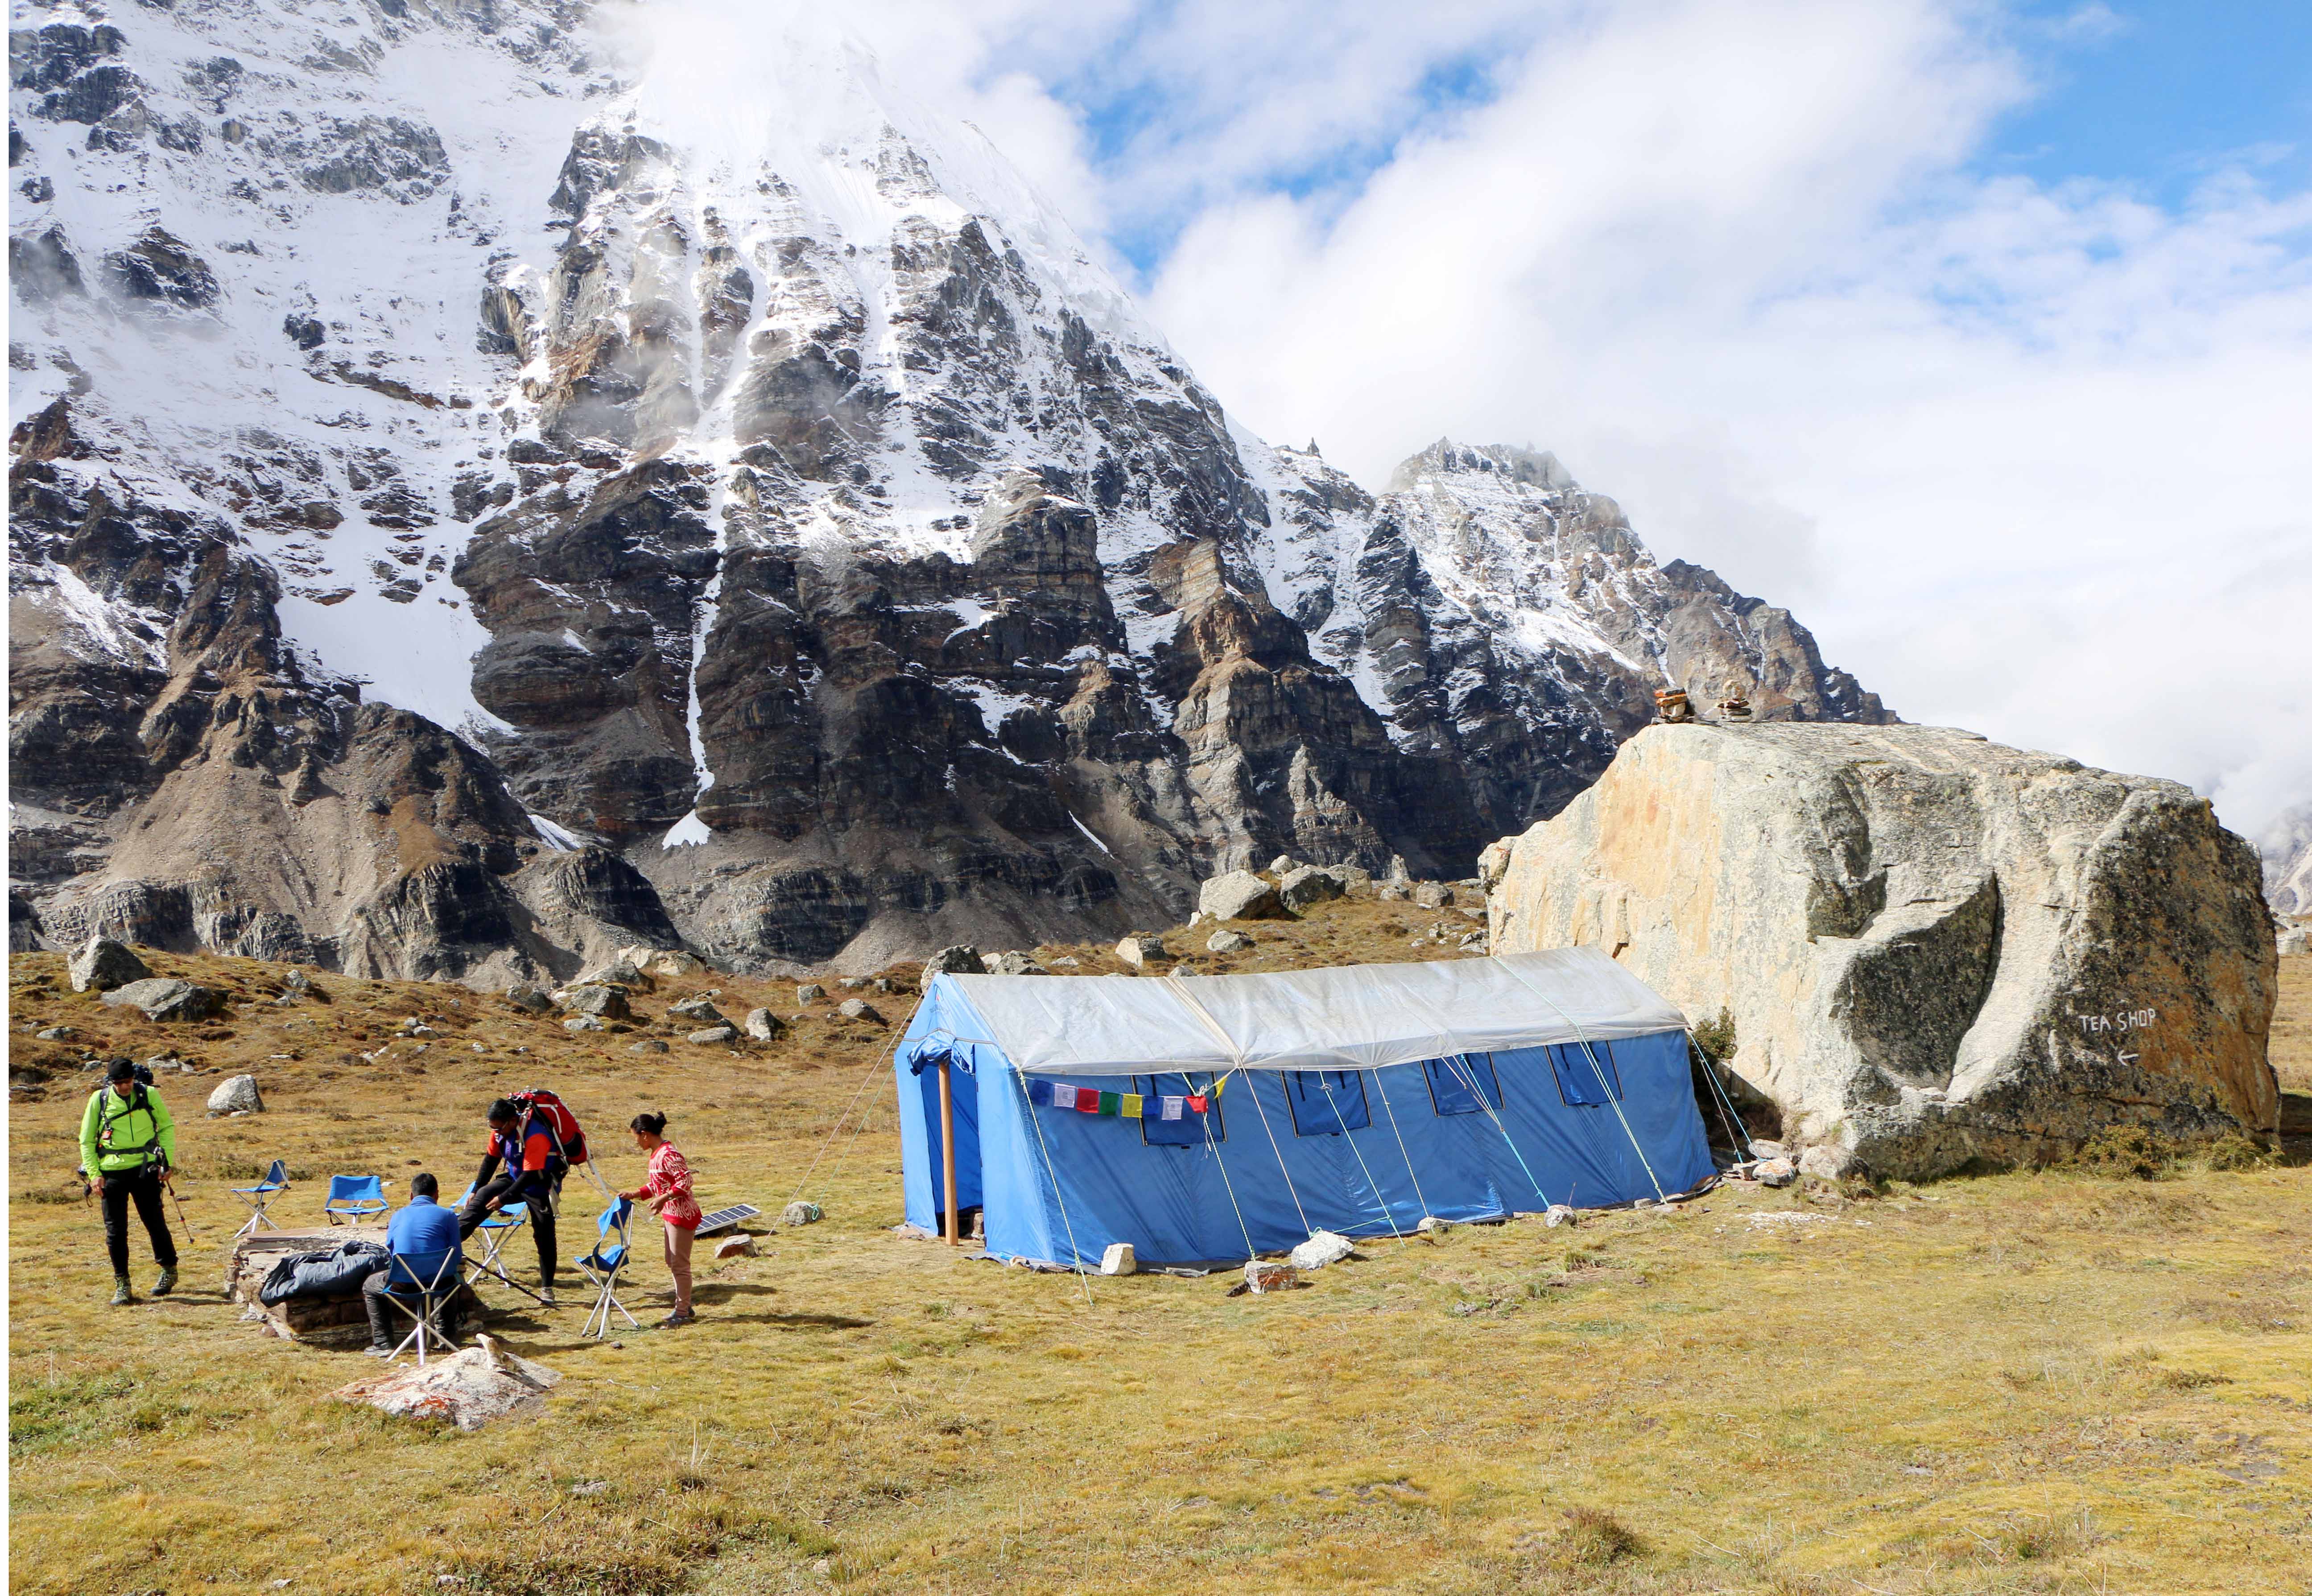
[1387,438,1578,496]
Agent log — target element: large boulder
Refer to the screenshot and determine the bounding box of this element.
[1487,723,2279,1178]
[100,978,223,1023]
[1115,934,1166,970]
[557,984,630,1020]
[69,937,149,993]
[1278,866,1344,913]
[1198,870,1289,922]
[925,945,985,975]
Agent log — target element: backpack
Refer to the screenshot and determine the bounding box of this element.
[512,1089,587,1166]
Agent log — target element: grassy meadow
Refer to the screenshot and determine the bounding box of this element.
[8,900,2309,1595]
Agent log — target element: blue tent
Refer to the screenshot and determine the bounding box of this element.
[893,949,1715,1269]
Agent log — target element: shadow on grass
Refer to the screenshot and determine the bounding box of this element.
[704,1311,874,1331]
[691,1282,777,1303]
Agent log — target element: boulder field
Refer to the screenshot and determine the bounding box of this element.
[1483,722,2279,1178]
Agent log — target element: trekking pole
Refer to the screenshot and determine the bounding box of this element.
[158,1156,198,1244]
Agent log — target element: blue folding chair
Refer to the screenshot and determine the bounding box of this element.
[229,1159,290,1239]
[380,1243,465,1365]
[323,1174,389,1226]
[575,1197,637,1339]
[453,1184,530,1288]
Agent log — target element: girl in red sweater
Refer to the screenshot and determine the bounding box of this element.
[622,1112,702,1326]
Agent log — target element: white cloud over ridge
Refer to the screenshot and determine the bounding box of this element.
[642,0,2312,837]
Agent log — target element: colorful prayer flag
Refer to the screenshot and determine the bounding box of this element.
[1096,1091,1121,1116]
[1121,1093,1144,1118]
[1075,1089,1100,1113]
[1186,1094,1208,1113]
[1159,1096,1184,1121]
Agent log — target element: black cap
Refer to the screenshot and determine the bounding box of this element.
[106,1057,137,1083]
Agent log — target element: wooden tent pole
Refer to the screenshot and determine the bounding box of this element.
[938,1056,959,1245]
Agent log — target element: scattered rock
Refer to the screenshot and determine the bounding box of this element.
[1798,1146,1853,1181]
[333,1334,559,1431]
[1415,1216,1453,1235]
[2278,926,2308,957]
[714,1234,757,1259]
[69,936,149,993]
[1243,1260,1299,1294]
[557,984,631,1020]
[505,987,552,1014]
[563,1015,604,1033]
[744,1007,784,1040]
[836,999,885,1025]
[1099,1242,1137,1276]
[36,1026,73,1041]
[647,950,702,978]
[627,1039,668,1055]
[206,1074,264,1114]
[1755,1158,1797,1188]
[1288,1230,1356,1270]
[1115,934,1166,970]
[1207,929,1255,954]
[1278,866,1345,913]
[686,1025,738,1046]
[1413,882,1454,909]
[1049,956,1080,967]
[1168,963,1199,977]
[987,952,1046,977]
[782,1201,823,1226]
[925,945,985,975]
[101,978,224,1023]
[797,984,826,1005]
[668,996,724,1025]
[1376,883,1411,903]
[1544,1204,1577,1228]
[1198,870,1289,922]
[1749,1139,1787,1160]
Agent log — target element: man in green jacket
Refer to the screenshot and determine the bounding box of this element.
[78,1059,180,1305]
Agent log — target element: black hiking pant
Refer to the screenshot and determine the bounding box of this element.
[101,1169,178,1276]
[458,1172,558,1287]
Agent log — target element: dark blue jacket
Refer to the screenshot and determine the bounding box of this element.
[384,1195,464,1289]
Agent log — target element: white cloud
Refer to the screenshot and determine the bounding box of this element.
[625,0,2312,835]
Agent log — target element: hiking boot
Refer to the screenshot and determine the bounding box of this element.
[659,1307,695,1328]
[152,1266,177,1297]
[111,1274,133,1307]
[365,1344,395,1358]
[537,1285,556,1308]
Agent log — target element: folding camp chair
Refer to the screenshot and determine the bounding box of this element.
[323,1174,389,1226]
[380,1244,464,1366]
[228,1159,291,1239]
[575,1197,638,1340]
[453,1185,530,1287]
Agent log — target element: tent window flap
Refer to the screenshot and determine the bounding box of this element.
[1286,1070,1371,1136]
[1423,1053,1503,1116]
[1548,1041,1623,1107]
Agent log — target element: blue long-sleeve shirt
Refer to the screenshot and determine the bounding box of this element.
[384,1195,464,1289]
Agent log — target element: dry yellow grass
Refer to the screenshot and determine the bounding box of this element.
[9,916,2309,1596]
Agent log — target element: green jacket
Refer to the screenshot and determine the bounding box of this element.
[78,1083,177,1176]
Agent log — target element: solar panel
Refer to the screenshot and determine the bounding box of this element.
[694,1204,760,1236]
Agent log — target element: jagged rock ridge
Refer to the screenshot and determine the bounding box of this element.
[9,2,1887,980]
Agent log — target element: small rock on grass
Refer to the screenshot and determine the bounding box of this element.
[669,996,724,1024]
[686,1025,738,1046]
[714,1235,757,1259]
[628,1039,668,1055]
[206,1074,264,1114]
[564,1015,605,1033]
[1206,929,1254,954]
[1241,1260,1299,1294]
[797,983,825,1005]
[781,1201,823,1226]
[1288,1230,1356,1270]
[1755,1157,1796,1188]
[745,1007,784,1040]
[837,998,884,1024]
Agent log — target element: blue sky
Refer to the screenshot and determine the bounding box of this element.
[1988,1,2312,204]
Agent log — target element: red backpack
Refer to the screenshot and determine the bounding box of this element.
[513,1089,588,1166]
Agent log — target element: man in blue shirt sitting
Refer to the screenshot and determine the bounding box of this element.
[363,1172,466,1357]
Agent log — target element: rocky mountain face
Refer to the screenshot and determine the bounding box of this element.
[2260,801,2312,921]
[1486,723,2280,1177]
[8,1,1887,983]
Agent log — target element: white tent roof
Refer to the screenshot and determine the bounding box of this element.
[937,948,1687,1077]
